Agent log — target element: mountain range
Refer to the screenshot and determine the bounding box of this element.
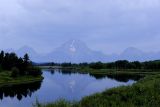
[3,40,160,63]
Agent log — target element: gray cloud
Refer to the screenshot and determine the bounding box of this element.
[0,0,160,54]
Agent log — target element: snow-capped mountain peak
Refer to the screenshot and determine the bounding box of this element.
[57,39,91,54]
[9,41,160,63]
[69,40,76,53]
[43,39,106,63]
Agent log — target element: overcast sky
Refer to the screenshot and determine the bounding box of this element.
[0,0,160,54]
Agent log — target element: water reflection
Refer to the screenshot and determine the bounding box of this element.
[0,69,141,107]
[90,73,143,82]
[106,74,143,82]
[45,69,81,75]
[41,70,136,102]
[46,69,143,82]
[0,81,42,101]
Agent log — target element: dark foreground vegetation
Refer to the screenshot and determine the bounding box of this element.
[34,74,160,107]
[0,51,42,86]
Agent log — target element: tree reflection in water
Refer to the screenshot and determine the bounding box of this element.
[46,69,143,82]
[105,74,143,82]
[0,81,42,101]
[89,73,143,82]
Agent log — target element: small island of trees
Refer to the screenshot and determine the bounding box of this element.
[0,51,42,78]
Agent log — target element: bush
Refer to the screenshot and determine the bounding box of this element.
[0,65,2,72]
[89,62,104,69]
[11,67,20,77]
[26,67,42,77]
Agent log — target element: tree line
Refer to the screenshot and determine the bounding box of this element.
[0,51,42,77]
[88,60,160,70]
[38,60,160,70]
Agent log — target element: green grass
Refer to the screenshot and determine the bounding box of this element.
[79,67,160,75]
[34,74,160,107]
[0,71,43,87]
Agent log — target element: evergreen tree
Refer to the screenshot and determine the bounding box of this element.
[0,51,4,65]
[23,53,29,63]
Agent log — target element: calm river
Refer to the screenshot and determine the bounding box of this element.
[0,69,140,107]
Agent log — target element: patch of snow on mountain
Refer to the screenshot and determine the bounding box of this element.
[69,40,76,53]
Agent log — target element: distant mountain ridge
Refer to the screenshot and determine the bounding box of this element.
[42,39,107,63]
[3,40,160,63]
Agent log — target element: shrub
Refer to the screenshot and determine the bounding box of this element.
[89,62,104,69]
[11,67,20,77]
[26,67,42,77]
[0,65,2,72]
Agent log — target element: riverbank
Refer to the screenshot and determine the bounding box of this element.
[80,66,159,73]
[0,71,43,87]
[34,73,160,107]
[40,65,160,76]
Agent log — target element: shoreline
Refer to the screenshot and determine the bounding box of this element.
[40,66,160,76]
[35,74,160,107]
[0,72,44,88]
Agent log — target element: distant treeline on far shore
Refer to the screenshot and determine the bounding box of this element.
[37,60,160,70]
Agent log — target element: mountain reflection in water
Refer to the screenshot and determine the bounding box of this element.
[0,69,141,107]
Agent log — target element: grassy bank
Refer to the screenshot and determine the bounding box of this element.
[0,71,43,87]
[79,67,160,75]
[34,74,160,107]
